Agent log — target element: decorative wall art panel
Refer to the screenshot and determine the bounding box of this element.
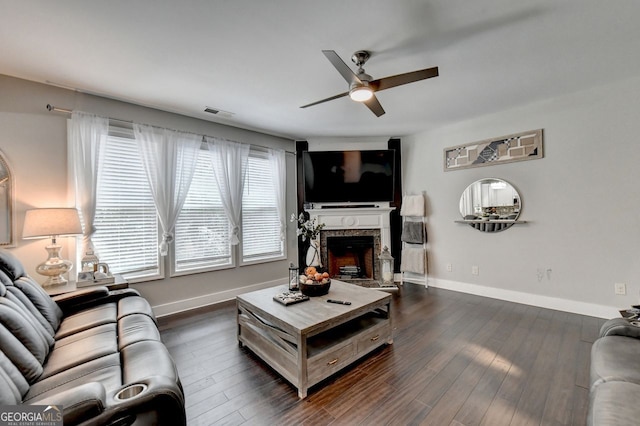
[444,129,543,171]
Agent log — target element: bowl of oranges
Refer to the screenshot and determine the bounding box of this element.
[298,266,331,297]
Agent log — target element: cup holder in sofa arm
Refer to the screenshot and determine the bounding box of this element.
[115,384,148,401]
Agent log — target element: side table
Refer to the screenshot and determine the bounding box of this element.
[45,274,128,296]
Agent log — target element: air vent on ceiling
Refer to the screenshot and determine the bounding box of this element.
[204,106,234,119]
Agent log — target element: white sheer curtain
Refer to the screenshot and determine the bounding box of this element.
[68,111,109,254]
[134,124,202,255]
[267,148,286,240]
[205,136,250,245]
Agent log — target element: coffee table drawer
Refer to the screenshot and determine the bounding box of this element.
[357,321,391,354]
[307,341,356,385]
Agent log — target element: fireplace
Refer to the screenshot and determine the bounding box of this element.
[307,204,395,287]
[327,236,374,280]
[320,229,381,286]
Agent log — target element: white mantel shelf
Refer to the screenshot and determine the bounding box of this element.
[307,204,396,255]
[308,205,395,230]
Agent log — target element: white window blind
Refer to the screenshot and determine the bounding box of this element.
[174,149,232,272]
[241,151,284,263]
[93,131,160,278]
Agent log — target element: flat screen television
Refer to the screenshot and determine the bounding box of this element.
[303,150,395,203]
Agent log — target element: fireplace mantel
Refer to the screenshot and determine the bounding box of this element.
[307,204,395,254]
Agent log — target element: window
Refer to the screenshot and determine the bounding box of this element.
[241,150,284,263]
[93,131,161,279]
[82,122,285,280]
[173,149,232,273]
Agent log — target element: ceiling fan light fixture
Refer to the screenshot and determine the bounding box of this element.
[349,85,373,102]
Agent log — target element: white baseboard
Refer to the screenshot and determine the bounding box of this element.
[152,277,286,318]
[427,278,618,319]
[152,276,619,320]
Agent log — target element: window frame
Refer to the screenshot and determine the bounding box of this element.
[238,148,286,266]
[169,146,236,277]
[83,124,165,283]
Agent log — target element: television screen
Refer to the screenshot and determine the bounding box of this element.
[303,150,395,203]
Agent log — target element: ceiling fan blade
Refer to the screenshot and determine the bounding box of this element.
[322,50,363,86]
[364,94,385,117]
[300,91,349,108]
[370,66,439,92]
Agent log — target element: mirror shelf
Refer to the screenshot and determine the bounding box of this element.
[454,219,527,224]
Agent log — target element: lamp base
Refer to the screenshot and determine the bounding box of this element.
[40,274,70,287]
[35,243,73,288]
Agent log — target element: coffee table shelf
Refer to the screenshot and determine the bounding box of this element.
[237,280,392,398]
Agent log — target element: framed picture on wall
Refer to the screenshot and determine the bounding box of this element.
[444,129,543,171]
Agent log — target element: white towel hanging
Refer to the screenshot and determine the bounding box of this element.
[400,194,425,216]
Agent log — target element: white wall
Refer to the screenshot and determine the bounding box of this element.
[403,75,640,318]
[0,74,297,316]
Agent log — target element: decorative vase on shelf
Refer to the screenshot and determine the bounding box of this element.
[305,239,321,268]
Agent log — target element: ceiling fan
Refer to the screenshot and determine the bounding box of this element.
[300,50,439,117]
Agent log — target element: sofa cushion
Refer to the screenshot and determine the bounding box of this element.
[0,249,63,331]
[42,324,118,380]
[55,303,117,340]
[118,314,161,350]
[591,335,640,388]
[5,285,56,337]
[0,322,43,384]
[0,246,27,278]
[13,276,63,331]
[0,349,29,402]
[122,340,179,386]
[23,353,122,403]
[588,381,640,425]
[0,299,50,365]
[118,296,156,324]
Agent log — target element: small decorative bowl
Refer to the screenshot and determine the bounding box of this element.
[300,279,331,297]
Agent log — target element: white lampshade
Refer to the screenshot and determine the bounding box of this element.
[22,208,82,287]
[23,208,83,239]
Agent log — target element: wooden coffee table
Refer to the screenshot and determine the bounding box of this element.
[236,280,392,398]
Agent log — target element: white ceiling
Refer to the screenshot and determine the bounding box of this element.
[1,0,639,140]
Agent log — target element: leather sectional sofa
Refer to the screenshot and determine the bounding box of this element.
[589,317,640,425]
[0,248,185,425]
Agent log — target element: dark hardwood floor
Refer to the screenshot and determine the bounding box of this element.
[158,284,604,425]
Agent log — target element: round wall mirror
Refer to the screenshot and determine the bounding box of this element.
[459,178,521,232]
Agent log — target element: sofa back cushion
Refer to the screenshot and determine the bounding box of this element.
[0,249,63,331]
[0,350,29,403]
[5,285,56,339]
[13,276,63,332]
[0,320,44,384]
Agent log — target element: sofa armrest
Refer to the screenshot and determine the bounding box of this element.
[52,286,110,304]
[28,382,106,425]
[53,287,141,315]
[108,377,186,426]
[599,318,640,338]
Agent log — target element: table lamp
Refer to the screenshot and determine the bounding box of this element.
[22,208,83,287]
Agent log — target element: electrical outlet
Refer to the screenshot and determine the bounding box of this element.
[614,282,626,295]
[446,263,452,272]
[472,265,479,276]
